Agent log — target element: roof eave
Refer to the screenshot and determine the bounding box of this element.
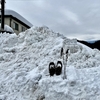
[1,15,31,28]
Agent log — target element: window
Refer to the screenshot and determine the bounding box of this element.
[13,22,19,30]
[22,26,25,32]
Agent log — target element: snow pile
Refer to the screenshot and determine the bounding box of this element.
[0,26,100,100]
[0,24,14,33]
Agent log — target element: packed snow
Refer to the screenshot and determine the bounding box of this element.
[0,24,14,33]
[0,26,100,100]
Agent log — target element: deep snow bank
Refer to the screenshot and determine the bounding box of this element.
[0,26,100,100]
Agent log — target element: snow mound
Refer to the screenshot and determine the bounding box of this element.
[0,24,14,33]
[0,26,100,100]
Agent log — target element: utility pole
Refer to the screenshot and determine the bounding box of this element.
[1,0,5,31]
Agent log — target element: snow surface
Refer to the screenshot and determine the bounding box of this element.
[0,26,100,100]
[0,24,14,33]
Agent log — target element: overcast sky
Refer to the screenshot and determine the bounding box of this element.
[6,0,100,40]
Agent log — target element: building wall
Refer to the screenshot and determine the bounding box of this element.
[5,18,10,26]
[4,17,29,34]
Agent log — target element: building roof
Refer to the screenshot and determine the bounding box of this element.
[0,9,33,28]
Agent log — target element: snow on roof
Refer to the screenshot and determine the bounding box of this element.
[0,9,33,27]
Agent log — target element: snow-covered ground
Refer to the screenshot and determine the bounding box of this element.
[0,26,100,100]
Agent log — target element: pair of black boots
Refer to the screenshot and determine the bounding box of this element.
[49,61,62,76]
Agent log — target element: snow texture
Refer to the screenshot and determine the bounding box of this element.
[0,26,100,100]
[0,24,14,33]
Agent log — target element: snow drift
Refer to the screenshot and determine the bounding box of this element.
[0,24,14,33]
[0,26,100,100]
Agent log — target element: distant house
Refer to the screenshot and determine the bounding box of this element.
[0,9,33,34]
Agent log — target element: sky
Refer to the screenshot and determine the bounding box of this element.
[5,0,100,40]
